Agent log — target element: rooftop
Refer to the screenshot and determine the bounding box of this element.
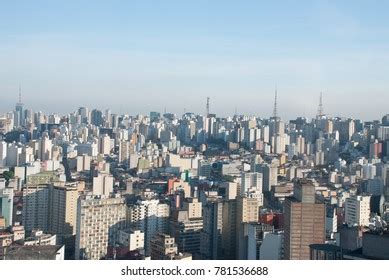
[3,245,63,260]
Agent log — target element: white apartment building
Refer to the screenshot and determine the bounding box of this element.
[345,195,371,227]
[117,229,145,251]
[92,173,114,196]
[128,199,170,255]
[75,196,127,260]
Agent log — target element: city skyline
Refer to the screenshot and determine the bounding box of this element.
[1,92,387,122]
[1,1,389,119]
[1,98,389,261]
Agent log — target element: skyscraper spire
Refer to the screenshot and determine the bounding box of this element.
[317,92,324,118]
[273,85,278,118]
[206,97,210,116]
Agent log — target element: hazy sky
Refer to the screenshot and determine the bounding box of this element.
[1,0,389,120]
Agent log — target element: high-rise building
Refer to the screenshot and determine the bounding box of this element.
[76,154,91,172]
[221,199,237,260]
[91,109,104,127]
[326,205,338,239]
[345,195,371,227]
[118,141,130,164]
[15,91,25,128]
[198,160,212,177]
[237,196,260,224]
[92,173,114,196]
[78,107,89,124]
[117,229,144,252]
[259,231,284,260]
[236,196,260,259]
[218,182,238,200]
[296,135,305,155]
[49,184,79,236]
[150,111,160,123]
[253,163,278,192]
[246,223,274,260]
[6,143,22,167]
[128,198,170,255]
[22,183,79,237]
[98,134,111,155]
[39,135,52,161]
[75,195,127,260]
[200,197,223,260]
[241,172,263,195]
[0,188,13,227]
[385,168,389,202]
[0,141,7,167]
[170,198,203,258]
[284,180,326,260]
[150,234,178,260]
[240,172,264,206]
[22,185,50,231]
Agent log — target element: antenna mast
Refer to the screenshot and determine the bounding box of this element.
[206,97,210,116]
[273,85,278,118]
[317,92,324,117]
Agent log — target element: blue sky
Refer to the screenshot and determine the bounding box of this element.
[1,0,389,119]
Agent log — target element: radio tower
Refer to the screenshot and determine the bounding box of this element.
[206,97,210,116]
[273,85,278,118]
[317,92,324,118]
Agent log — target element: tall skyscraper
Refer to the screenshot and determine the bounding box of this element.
[284,180,326,260]
[14,85,25,128]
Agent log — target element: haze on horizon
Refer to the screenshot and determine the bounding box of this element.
[1,0,389,121]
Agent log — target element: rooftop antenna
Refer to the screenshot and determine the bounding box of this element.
[273,85,278,118]
[234,106,237,116]
[317,92,324,117]
[206,97,210,116]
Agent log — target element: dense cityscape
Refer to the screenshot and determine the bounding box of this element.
[0,92,388,261]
